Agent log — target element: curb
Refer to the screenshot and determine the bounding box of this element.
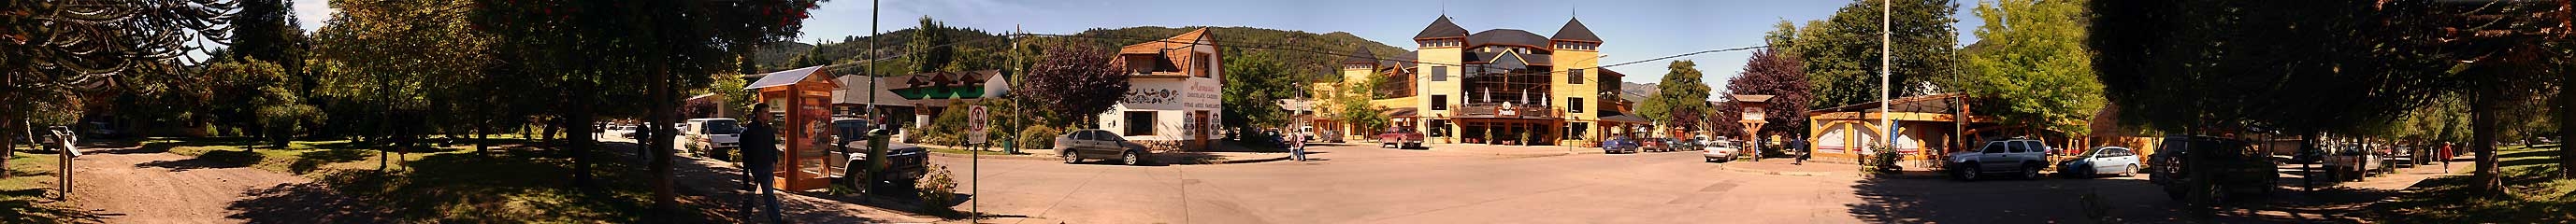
[926,151,1056,161]
[1712,163,1950,179]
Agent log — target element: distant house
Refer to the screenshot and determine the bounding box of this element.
[1100,28,1223,151]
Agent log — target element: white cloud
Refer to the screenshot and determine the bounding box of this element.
[293,0,334,32]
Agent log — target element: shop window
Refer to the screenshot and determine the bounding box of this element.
[1124,111,1156,136]
[1568,123,1589,140]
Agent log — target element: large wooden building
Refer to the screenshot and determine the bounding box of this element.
[1310,16,1639,147]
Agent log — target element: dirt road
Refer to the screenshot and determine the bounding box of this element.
[66,147,310,223]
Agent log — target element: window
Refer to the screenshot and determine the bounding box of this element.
[1429,119,1451,137]
[1981,142,2006,153]
[1431,66,1447,81]
[1432,95,1449,110]
[1192,52,1213,77]
[2008,141,2033,153]
[1568,97,1585,113]
[1124,111,1157,136]
[1568,123,1589,140]
[1568,69,1585,84]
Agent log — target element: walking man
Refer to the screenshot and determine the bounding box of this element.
[1792,138,1808,165]
[739,104,786,223]
[1290,131,1307,161]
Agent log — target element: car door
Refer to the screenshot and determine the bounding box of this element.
[1076,131,1106,155]
[1991,141,2030,171]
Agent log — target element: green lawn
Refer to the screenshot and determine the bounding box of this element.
[146,137,699,222]
[2374,145,2576,222]
[1,146,98,223]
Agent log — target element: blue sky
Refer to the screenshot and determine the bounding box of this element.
[294,0,1984,99]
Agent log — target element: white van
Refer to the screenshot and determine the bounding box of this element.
[684,118,743,156]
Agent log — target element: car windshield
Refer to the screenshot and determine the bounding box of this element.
[702,119,741,134]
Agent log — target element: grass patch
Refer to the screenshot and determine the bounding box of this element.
[144,137,703,222]
[0,148,102,223]
[2375,145,2576,222]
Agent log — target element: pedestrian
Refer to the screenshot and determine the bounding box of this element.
[1290,131,1307,161]
[738,104,785,223]
[1792,138,1808,165]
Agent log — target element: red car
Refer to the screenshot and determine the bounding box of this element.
[1377,128,1425,149]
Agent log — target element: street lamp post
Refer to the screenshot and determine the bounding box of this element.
[1734,95,1773,161]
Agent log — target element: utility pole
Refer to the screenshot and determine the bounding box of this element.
[1878,0,1893,157]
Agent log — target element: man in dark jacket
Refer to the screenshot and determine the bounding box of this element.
[1792,138,1809,165]
[738,104,784,222]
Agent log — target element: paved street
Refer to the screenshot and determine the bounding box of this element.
[938,143,2097,224]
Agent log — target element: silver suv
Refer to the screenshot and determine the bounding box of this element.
[1056,129,1152,165]
[1947,139,2052,180]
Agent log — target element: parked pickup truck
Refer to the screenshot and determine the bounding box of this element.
[1377,128,1425,149]
[1946,138,2053,180]
[826,118,928,188]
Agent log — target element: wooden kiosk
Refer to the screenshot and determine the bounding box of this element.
[744,65,840,191]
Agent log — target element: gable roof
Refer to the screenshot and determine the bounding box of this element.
[1121,27,1210,55]
[745,65,827,90]
[1414,16,1470,39]
[1552,18,1603,42]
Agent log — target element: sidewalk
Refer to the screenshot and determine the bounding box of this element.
[1713,157,1945,178]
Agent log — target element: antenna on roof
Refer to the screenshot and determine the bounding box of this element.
[1441,0,1448,16]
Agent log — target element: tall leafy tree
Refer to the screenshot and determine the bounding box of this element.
[1014,43,1130,127]
[1796,0,1963,109]
[3,0,237,178]
[474,0,822,213]
[1728,47,1812,138]
[912,16,955,73]
[1221,51,1301,130]
[1962,0,2103,134]
[1637,61,1714,134]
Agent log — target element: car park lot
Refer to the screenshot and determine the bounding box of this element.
[921,143,2281,223]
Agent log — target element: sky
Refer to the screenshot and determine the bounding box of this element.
[293,0,1985,99]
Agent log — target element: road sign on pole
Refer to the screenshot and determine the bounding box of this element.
[969,105,990,145]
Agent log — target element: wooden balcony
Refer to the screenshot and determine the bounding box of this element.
[1456,103,1561,119]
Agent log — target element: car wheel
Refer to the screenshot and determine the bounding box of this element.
[1958,165,1981,181]
[1121,150,1142,166]
[2022,165,2044,180]
[2123,164,2138,176]
[1061,150,1080,163]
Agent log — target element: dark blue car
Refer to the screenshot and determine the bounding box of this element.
[1602,136,1641,154]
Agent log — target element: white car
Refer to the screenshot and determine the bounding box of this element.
[1947,139,2053,180]
[683,119,742,155]
[2058,147,2142,178]
[1701,139,1741,162]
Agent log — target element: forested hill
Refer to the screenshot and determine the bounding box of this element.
[752,25,1410,82]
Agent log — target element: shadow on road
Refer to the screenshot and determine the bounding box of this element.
[134,149,260,172]
[1846,167,2418,224]
[0,189,105,224]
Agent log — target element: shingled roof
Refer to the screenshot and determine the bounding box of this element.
[1468,29,1548,48]
[1414,16,1469,39]
[1341,47,1378,64]
[1551,18,1602,42]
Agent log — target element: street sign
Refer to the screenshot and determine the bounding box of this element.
[968,105,989,145]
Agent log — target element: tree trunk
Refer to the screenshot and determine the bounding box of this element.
[568,84,597,189]
[476,121,490,154]
[648,67,679,213]
[2472,91,2504,195]
[2558,74,2574,179]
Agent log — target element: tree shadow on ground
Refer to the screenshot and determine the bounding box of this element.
[612,141,927,223]
[285,149,372,175]
[1843,171,2402,224]
[228,147,669,223]
[0,189,104,224]
[135,149,262,172]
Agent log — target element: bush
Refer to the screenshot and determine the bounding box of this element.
[915,164,959,212]
[1861,146,1904,175]
[1018,126,1060,149]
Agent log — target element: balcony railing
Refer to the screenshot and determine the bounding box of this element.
[1457,103,1561,119]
